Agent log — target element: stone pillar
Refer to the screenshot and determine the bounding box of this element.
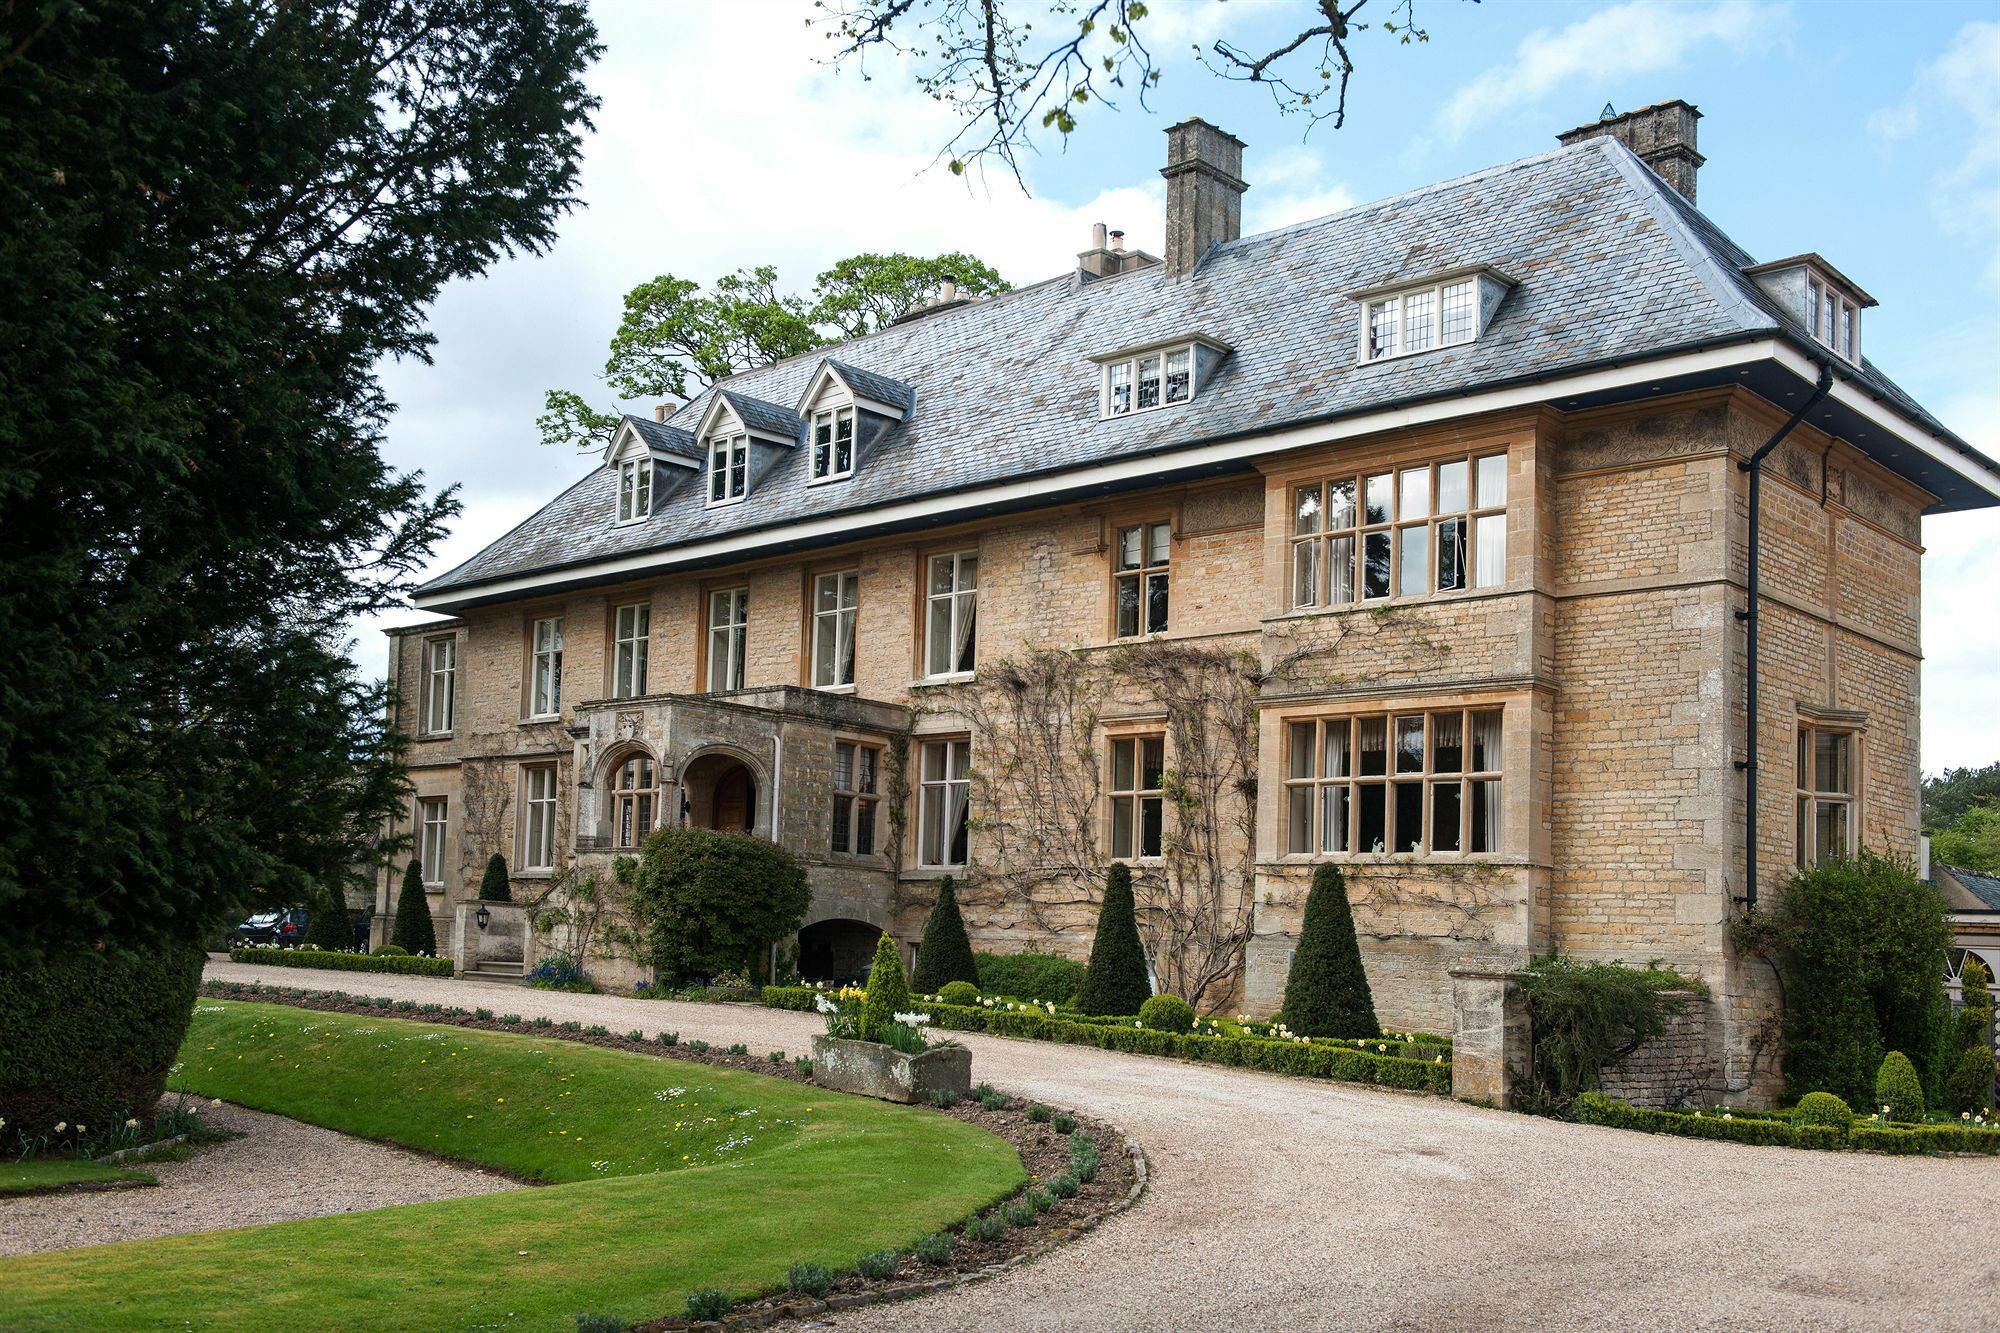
[1450,968,1531,1108]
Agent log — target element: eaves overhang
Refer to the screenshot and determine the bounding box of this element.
[413,333,1999,614]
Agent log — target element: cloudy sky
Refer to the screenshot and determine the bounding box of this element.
[368,0,1999,774]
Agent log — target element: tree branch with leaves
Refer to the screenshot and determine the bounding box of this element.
[815,0,1461,185]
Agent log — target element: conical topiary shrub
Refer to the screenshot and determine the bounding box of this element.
[909,876,979,993]
[1958,956,1994,1051]
[859,933,910,1041]
[1077,863,1151,1016]
[1874,1049,1924,1122]
[1282,863,1380,1039]
[300,886,353,952]
[390,860,438,956]
[479,852,512,902]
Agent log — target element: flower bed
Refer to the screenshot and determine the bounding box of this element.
[228,946,453,977]
[1574,1092,2000,1155]
[765,986,1450,1096]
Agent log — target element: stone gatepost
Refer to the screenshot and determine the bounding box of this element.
[1449,968,1531,1108]
[452,901,525,976]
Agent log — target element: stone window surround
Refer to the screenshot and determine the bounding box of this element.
[915,734,972,869]
[417,795,449,887]
[525,613,564,720]
[1104,727,1167,862]
[519,762,559,872]
[1111,517,1173,640]
[1286,450,1509,611]
[611,600,651,699]
[830,737,882,856]
[607,745,660,851]
[702,583,749,694]
[1795,707,1866,868]
[809,566,860,692]
[1270,690,1530,865]
[921,548,979,683]
[421,633,457,736]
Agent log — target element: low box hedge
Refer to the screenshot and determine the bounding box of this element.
[1574,1091,2000,1155]
[763,987,1449,1095]
[229,947,453,978]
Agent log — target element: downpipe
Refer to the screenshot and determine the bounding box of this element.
[1736,362,1835,912]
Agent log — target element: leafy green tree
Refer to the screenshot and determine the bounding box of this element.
[1077,864,1152,1015]
[1932,804,2000,875]
[0,0,595,1117]
[809,252,1008,339]
[539,253,1008,449]
[1282,863,1380,1039]
[630,829,811,981]
[860,933,912,1042]
[479,853,513,903]
[910,876,979,992]
[1923,761,2000,829]
[390,862,438,957]
[1739,852,1954,1107]
[1875,1050,1925,1122]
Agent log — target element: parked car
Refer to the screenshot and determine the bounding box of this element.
[229,908,309,948]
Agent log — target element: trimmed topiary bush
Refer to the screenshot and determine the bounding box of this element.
[859,932,910,1042]
[389,860,437,956]
[300,888,354,952]
[1283,863,1378,1040]
[630,827,810,981]
[1875,1050,1925,1122]
[1790,1091,1854,1137]
[372,944,408,956]
[939,979,980,1007]
[1077,863,1151,1016]
[1958,955,1995,1051]
[910,876,979,993]
[974,950,1085,1004]
[1139,994,1194,1033]
[1946,1043,1996,1115]
[0,941,205,1136]
[478,852,512,903]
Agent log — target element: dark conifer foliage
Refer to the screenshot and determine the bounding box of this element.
[1078,864,1152,1016]
[1283,863,1380,1038]
[910,876,979,992]
[390,861,437,957]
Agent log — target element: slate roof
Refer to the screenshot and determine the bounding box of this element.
[420,134,1987,600]
[824,358,916,415]
[1944,865,2000,910]
[714,390,803,442]
[624,415,701,460]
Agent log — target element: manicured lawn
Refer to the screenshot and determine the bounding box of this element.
[0,1160,153,1197]
[0,1001,1024,1331]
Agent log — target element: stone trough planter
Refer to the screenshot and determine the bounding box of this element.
[810,1034,973,1105]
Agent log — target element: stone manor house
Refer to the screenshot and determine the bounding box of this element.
[380,102,1999,1102]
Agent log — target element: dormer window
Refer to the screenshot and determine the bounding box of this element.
[1744,255,1874,366]
[811,408,855,482]
[1096,338,1222,419]
[1351,266,1513,365]
[1807,274,1859,362]
[1363,278,1474,361]
[616,458,651,523]
[707,434,747,506]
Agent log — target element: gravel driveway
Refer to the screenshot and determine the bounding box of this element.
[204,959,2000,1330]
[0,1099,516,1257]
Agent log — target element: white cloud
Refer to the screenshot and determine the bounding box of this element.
[1872,21,2000,296]
[1244,144,1357,233]
[1434,0,1785,143]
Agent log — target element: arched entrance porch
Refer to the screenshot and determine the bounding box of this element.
[680,750,759,834]
[798,918,882,984]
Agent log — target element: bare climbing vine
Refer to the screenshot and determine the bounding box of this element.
[931,641,1262,1011]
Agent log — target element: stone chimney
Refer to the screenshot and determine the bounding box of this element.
[1076,223,1156,279]
[1557,99,1704,203]
[1161,118,1247,277]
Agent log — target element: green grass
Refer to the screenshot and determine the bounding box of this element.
[0,1160,153,1197]
[0,1001,1024,1331]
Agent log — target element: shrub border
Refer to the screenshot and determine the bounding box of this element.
[1574,1091,2000,1155]
[763,987,1451,1096]
[227,947,453,978]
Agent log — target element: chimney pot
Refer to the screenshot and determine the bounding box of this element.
[653,404,669,423]
[1558,98,1704,203]
[1091,221,1108,249]
[1161,117,1247,277]
[1109,229,1125,253]
[939,276,957,302]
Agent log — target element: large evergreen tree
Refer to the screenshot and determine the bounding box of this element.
[909,876,979,993]
[0,1,598,966]
[1077,864,1152,1016]
[1283,864,1380,1038]
[390,861,438,957]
